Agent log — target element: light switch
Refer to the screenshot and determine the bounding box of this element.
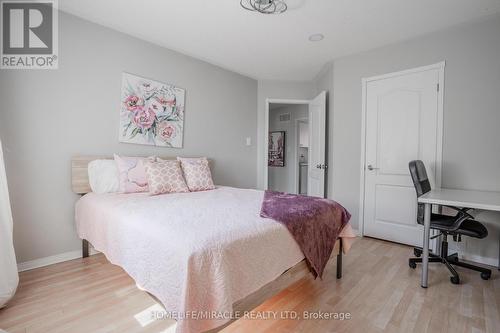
[246,137,252,146]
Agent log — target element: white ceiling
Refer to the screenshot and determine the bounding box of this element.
[60,0,500,81]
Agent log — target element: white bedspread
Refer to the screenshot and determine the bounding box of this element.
[75,186,354,333]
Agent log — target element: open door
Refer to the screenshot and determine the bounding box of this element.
[307,91,326,198]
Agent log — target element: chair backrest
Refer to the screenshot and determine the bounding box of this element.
[408,160,431,224]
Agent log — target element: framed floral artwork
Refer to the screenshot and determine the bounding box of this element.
[268,131,285,167]
[119,73,185,148]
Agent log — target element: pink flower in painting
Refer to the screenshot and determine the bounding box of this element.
[124,95,143,111]
[132,106,156,130]
[157,121,176,141]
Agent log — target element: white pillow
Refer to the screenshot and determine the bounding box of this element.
[88,159,120,194]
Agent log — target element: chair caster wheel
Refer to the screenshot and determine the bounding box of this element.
[450,276,460,284]
[409,261,417,269]
[414,248,422,257]
[481,272,491,280]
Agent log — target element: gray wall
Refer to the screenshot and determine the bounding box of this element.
[326,14,500,263]
[0,12,258,263]
[268,104,308,193]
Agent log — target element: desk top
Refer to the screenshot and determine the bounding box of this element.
[418,188,500,211]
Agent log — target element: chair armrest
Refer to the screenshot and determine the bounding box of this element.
[443,205,474,219]
[443,207,476,232]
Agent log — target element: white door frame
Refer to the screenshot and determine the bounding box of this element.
[265,98,309,190]
[294,117,308,194]
[358,61,445,237]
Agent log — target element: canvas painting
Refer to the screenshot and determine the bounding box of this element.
[268,131,285,167]
[119,73,185,148]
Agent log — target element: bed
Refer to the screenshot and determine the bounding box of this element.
[72,156,355,333]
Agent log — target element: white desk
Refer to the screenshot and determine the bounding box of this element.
[418,188,500,288]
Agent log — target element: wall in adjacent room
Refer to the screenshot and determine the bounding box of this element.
[268,104,308,193]
[0,12,258,263]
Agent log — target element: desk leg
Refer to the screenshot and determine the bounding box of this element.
[421,203,431,288]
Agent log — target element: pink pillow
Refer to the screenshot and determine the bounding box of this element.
[145,160,189,195]
[114,154,155,193]
[177,157,215,192]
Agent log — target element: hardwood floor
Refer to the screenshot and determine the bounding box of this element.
[1,237,498,333]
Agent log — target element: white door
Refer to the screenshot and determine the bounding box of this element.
[307,91,326,198]
[363,68,442,246]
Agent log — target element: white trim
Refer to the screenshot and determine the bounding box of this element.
[358,79,368,236]
[264,98,310,190]
[266,98,311,104]
[429,61,445,252]
[435,64,445,189]
[294,117,308,194]
[358,61,446,240]
[457,253,498,268]
[363,61,446,83]
[17,247,100,272]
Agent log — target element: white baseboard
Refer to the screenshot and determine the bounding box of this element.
[459,253,498,268]
[17,250,82,272]
[447,242,498,268]
[17,247,100,272]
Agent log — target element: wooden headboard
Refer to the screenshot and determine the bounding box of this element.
[71,156,109,194]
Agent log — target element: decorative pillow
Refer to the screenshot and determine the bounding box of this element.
[87,159,120,194]
[177,157,215,192]
[114,154,155,193]
[145,160,189,195]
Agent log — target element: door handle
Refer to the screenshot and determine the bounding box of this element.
[367,164,379,171]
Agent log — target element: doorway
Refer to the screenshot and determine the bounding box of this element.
[264,92,326,197]
[267,103,308,194]
[359,63,444,246]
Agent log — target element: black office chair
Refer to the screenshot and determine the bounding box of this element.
[408,160,491,284]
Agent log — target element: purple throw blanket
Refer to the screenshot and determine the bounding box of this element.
[260,191,351,279]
